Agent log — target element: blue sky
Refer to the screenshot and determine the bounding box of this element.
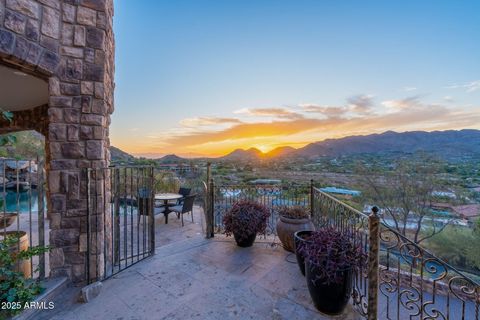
[111,0,480,157]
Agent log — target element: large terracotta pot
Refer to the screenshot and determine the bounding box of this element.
[305,260,353,315]
[0,212,18,228]
[0,231,31,278]
[276,216,314,252]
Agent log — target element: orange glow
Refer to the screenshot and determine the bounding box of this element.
[110,103,480,158]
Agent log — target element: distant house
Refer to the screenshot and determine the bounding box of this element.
[451,204,480,220]
[249,179,282,185]
[157,163,198,173]
[320,187,361,196]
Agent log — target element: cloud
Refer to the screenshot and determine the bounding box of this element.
[381,95,421,110]
[299,104,347,118]
[403,87,417,92]
[445,80,480,93]
[347,94,374,115]
[180,117,242,127]
[234,107,304,120]
[443,96,453,102]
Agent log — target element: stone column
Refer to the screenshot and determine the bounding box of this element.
[0,0,115,283]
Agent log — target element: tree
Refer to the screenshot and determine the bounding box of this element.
[357,155,450,245]
[0,108,16,146]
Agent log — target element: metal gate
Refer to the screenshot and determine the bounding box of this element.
[86,166,155,283]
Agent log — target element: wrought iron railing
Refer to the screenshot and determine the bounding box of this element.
[378,226,480,320]
[86,166,155,283]
[311,186,372,317]
[210,182,309,235]
[0,158,48,280]
[206,180,480,319]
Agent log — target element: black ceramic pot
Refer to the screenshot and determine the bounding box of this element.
[233,232,256,247]
[305,260,353,315]
[293,230,314,276]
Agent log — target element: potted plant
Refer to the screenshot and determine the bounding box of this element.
[276,206,314,252]
[298,227,366,315]
[223,200,270,247]
[293,230,315,276]
[0,232,49,318]
[0,212,19,228]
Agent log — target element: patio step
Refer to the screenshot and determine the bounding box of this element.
[13,277,69,320]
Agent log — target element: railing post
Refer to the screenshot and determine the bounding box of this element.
[367,206,380,320]
[309,179,314,218]
[149,167,155,255]
[206,162,211,184]
[208,178,215,238]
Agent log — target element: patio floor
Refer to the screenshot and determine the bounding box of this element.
[39,206,359,320]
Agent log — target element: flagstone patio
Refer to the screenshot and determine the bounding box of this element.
[38,207,358,320]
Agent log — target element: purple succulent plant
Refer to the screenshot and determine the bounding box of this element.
[223,200,270,242]
[297,227,366,285]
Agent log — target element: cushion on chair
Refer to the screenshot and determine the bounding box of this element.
[169,205,182,213]
[154,207,165,215]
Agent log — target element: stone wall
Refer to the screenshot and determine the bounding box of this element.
[0,0,114,282]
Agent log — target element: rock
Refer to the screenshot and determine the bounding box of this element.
[41,6,60,39]
[25,18,39,41]
[74,26,86,46]
[86,26,104,49]
[61,142,85,158]
[4,10,26,34]
[38,50,60,74]
[6,0,40,19]
[25,42,41,64]
[79,282,103,303]
[77,6,96,26]
[0,29,15,55]
[62,3,76,23]
[83,62,104,81]
[86,140,104,159]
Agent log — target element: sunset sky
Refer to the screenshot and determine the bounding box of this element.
[111,1,480,158]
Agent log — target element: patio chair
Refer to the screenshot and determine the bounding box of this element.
[169,194,196,227]
[176,187,191,204]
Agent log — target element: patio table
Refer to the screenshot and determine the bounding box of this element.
[155,193,182,224]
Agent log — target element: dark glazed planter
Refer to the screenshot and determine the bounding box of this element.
[293,230,314,276]
[233,232,257,247]
[305,260,353,315]
[276,216,315,252]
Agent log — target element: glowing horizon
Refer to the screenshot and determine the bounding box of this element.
[111,1,480,158]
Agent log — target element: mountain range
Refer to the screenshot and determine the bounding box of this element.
[219,129,480,161]
[111,129,480,162]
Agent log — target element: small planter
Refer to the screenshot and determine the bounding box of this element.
[293,230,314,276]
[0,231,31,278]
[305,260,353,315]
[0,212,18,228]
[277,216,314,252]
[233,232,256,247]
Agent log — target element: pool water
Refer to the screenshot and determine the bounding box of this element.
[1,190,46,213]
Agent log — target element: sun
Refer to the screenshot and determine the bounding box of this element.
[254,145,271,153]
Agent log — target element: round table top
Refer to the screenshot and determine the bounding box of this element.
[155,193,183,200]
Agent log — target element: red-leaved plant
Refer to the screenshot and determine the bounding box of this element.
[297,227,366,285]
[223,200,270,241]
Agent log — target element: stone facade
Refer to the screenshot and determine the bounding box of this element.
[0,0,114,282]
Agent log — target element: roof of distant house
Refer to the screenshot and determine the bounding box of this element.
[451,204,480,218]
[320,187,361,196]
[250,179,281,185]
